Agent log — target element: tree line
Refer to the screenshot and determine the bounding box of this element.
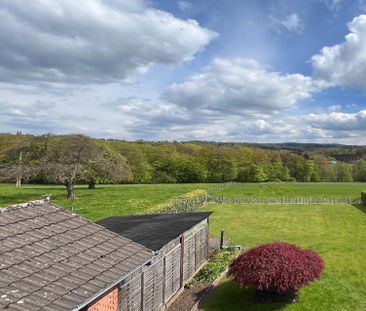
[0,133,365,198]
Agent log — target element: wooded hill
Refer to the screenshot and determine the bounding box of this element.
[0,133,365,194]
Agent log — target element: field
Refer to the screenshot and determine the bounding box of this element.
[0,183,212,221]
[210,182,366,199]
[201,203,366,311]
[1,182,366,310]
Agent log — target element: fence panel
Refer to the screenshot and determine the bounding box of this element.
[164,245,181,303]
[143,258,164,311]
[195,227,208,269]
[211,196,361,205]
[183,235,196,282]
[119,275,142,311]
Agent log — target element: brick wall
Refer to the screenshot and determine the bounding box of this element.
[87,288,118,311]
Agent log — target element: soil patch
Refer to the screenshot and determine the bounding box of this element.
[167,282,210,311]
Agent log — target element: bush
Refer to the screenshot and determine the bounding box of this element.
[147,189,208,214]
[229,242,324,302]
[362,192,366,206]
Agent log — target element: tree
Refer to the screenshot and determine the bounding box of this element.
[168,155,207,183]
[337,163,353,182]
[206,148,237,182]
[237,163,267,182]
[84,146,131,189]
[0,135,46,186]
[229,242,324,303]
[354,160,366,181]
[109,141,153,183]
[38,135,130,198]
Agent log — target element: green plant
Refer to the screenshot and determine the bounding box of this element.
[187,250,238,288]
[229,242,324,303]
[147,189,208,214]
[361,191,366,206]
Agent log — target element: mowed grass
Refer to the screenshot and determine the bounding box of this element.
[201,203,366,311]
[0,183,212,221]
[212,182,366,198]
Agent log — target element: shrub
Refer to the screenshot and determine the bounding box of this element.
[147,189,208,214]
[362,192,366,206]
[229,242,324,303]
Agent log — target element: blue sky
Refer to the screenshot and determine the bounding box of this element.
[1,0,366,144]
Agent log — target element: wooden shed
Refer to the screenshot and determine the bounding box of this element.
[97,212,212,311]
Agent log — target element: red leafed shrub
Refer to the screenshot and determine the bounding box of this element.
[229,242,324,295]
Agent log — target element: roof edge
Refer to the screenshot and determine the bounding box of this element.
[98,211,213,222]
[0,198,52,213]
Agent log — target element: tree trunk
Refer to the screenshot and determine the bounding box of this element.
[88,181,96,189]
[16,151,22,188]
[66,183,76,199]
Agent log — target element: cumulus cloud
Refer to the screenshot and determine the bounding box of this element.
[0,0,217,84]
[311,15,366,91]
[164,58,317,116]
[304,110,366,131]
[269,13,304,33]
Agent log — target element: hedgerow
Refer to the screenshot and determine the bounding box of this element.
[147,189,208,214]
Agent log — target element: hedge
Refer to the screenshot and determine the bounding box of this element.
[147,189,208,214]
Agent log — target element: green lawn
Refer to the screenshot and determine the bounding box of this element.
[201,203,366,311]
[0,183,212,221]
[211,182,366,199]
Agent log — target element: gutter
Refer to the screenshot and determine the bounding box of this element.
[71,256,153,311]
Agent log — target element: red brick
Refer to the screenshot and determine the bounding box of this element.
[87,288,118,311]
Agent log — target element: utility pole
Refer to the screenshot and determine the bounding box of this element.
[16,150,22,188]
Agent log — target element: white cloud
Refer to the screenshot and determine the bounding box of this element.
[269,13,304,33]
[304,110,366,131]
[311,15,366,91]
[164,58,317,117]
[320,0,344,13]
[0,0,217,84]
[327,104,342,112]
[177,1,192,12]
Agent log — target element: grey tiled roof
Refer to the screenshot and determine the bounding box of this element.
[0,200,152,311]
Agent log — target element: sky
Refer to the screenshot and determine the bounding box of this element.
[1,0,366,144]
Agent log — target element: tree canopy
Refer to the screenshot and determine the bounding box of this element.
[0,133,365,198]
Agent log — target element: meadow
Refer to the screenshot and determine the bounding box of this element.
[210,182,366,199]
[0,183,212,221]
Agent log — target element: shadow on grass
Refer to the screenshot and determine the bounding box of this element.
[352,204,366,215]
[200,280,286,311]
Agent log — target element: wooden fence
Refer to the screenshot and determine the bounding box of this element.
[118,224,208,311]
[210,196,362,205]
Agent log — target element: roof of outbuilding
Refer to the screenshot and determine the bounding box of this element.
[96,212,212,251]
[0,200,152,311]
